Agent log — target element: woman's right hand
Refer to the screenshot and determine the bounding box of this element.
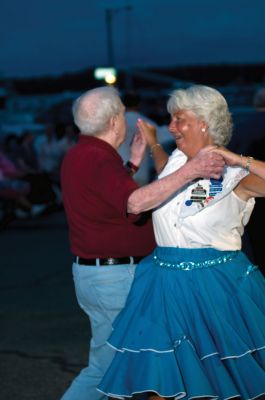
[136,118,158,147]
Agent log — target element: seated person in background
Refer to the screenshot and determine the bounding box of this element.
[16,132,57,209]
[0,150,45,218]
[3,132,58,213]
[36,124,65,184]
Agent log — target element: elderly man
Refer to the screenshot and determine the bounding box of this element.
[60,86,224,400]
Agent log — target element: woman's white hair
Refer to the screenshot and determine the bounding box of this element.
[167,85,233,146]
[72,86,123,135]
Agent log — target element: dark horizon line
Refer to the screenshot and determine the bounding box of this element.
[2,60,265,81]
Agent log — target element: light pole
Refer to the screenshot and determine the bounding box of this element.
[105,8,114,67]
[105,5,132,68]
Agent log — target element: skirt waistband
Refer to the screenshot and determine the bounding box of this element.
[152,246,246,271]
[154,251,239,271]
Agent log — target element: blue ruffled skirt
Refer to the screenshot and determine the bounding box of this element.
[98,247,265,399]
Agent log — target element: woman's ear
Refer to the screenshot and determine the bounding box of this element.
[200,122,208,133]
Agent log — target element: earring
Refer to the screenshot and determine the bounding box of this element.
[201,128,206,132]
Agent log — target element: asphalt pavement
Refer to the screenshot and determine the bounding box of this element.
[0,210,89,400]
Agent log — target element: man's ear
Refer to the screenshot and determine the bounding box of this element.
[109,115,117,131]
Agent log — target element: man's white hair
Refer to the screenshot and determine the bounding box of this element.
[167,85,233,146]
[72,86,123,135]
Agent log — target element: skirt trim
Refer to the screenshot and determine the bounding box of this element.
[97,387,265,400]
[107,341,265,361]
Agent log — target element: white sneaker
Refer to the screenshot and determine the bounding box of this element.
[30,204,47,217]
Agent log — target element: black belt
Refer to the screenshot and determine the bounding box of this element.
[74,256,144,266]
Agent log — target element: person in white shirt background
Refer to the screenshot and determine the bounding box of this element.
[118,91,160,185]
[98,85,265,400]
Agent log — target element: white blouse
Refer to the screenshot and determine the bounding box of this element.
[152,149,255,250]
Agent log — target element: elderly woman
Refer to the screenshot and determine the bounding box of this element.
[98,85,265,400]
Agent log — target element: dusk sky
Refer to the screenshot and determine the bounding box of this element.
[1,0,265,78]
